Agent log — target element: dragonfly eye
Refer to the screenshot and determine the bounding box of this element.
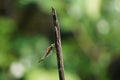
[51,43,55,48]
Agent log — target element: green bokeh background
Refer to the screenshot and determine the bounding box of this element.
[0,0,120,80]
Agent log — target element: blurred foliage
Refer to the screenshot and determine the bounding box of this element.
[0,0,120,80]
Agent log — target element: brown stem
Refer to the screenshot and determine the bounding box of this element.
[52,7,65,80]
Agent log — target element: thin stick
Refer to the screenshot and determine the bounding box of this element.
[52,7,65,80]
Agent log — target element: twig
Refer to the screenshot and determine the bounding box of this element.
[52,7,65,80]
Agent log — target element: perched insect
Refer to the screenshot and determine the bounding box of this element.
[38,43,55,62]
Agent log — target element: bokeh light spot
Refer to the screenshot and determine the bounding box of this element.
[97,19,110,35]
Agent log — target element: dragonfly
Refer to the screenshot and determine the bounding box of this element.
[38,43,55,62]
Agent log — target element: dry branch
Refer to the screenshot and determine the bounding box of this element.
[52,7,65,80]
